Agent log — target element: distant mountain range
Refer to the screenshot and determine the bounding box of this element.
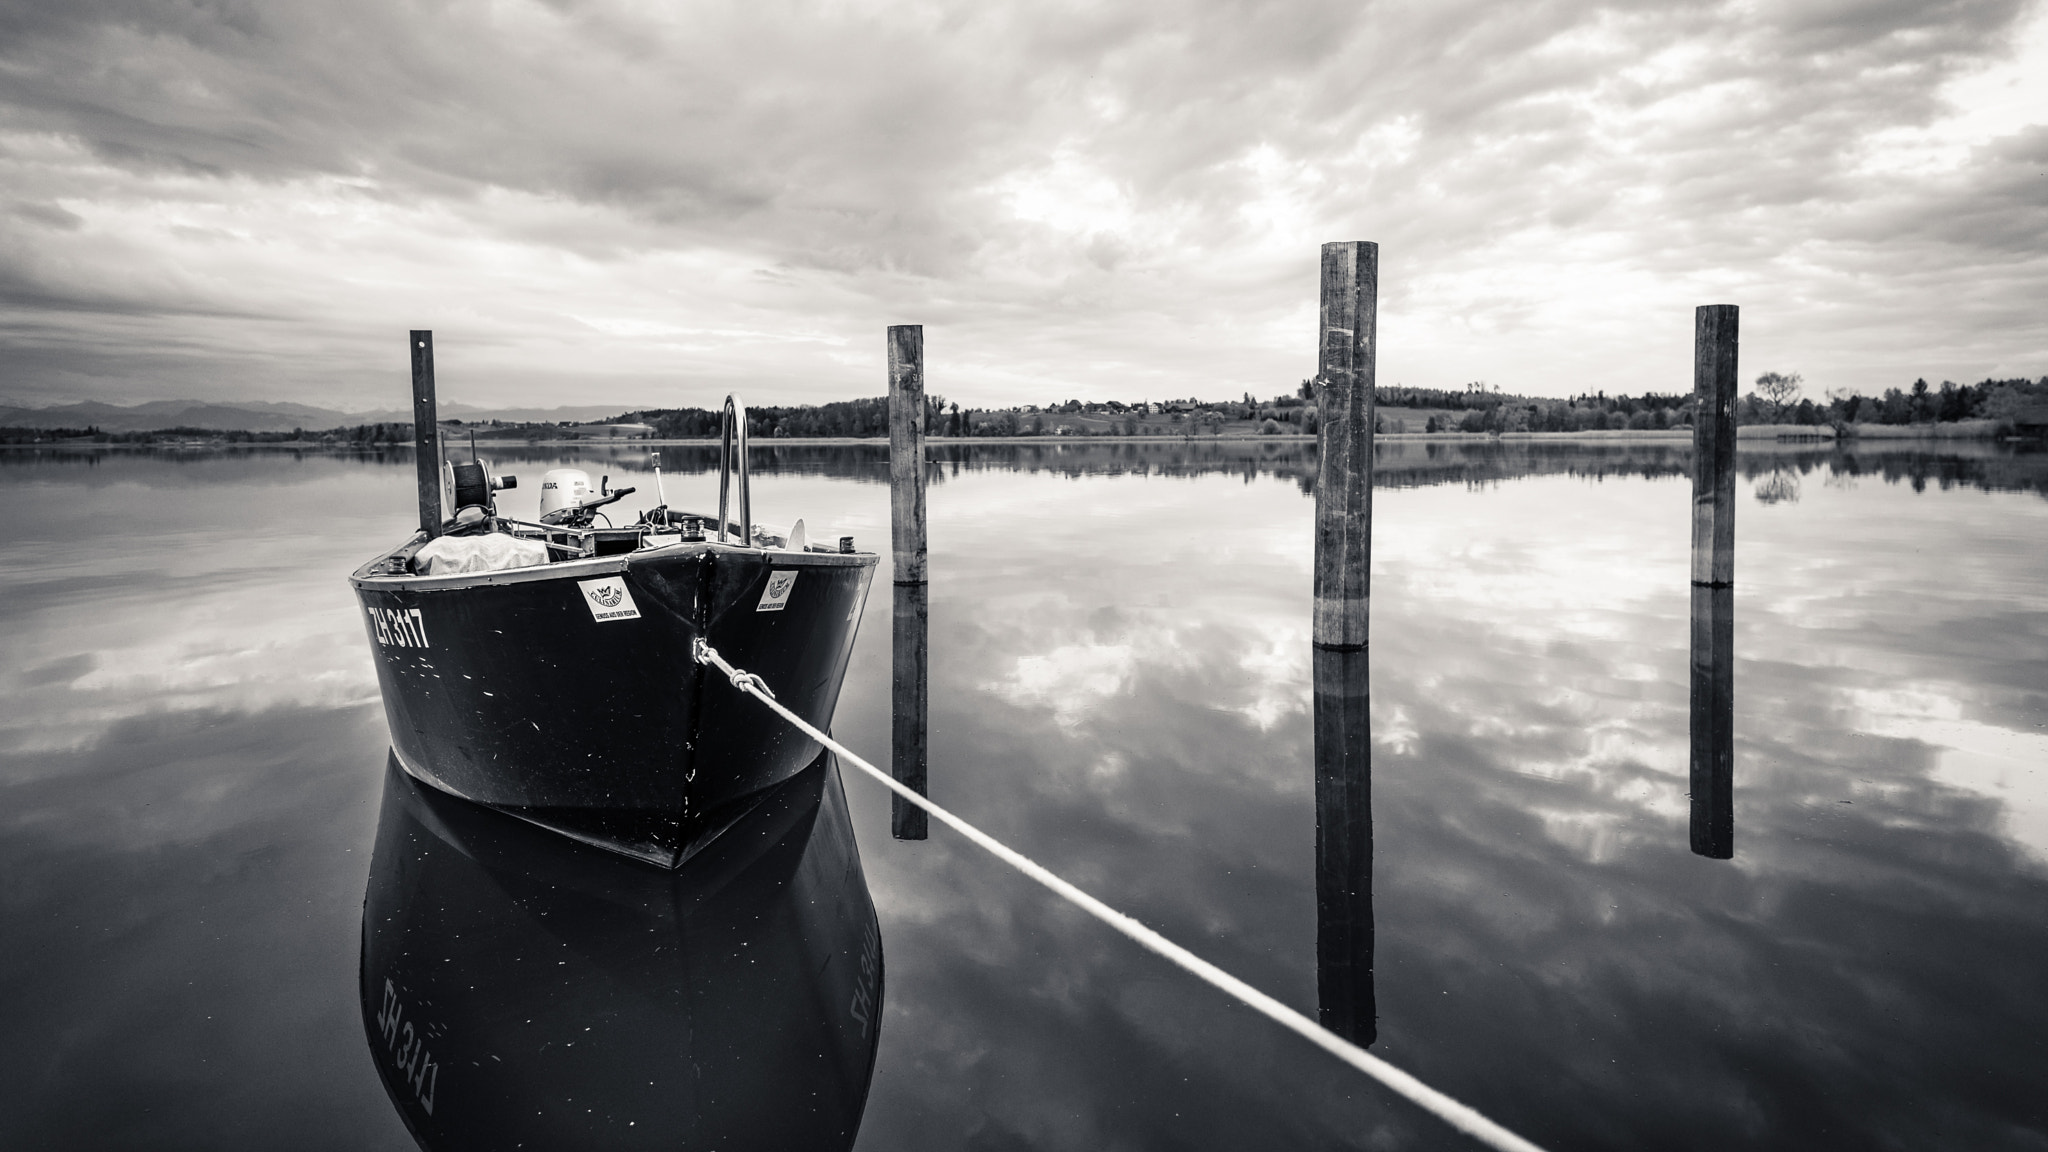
[0,399,633,433]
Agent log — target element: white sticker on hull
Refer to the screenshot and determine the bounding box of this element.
[758,569,798,612]
[577,577,642,622]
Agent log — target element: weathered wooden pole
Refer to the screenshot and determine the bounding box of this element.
[888,324,929,839]
[1313,645,1375,1044]
[889,325,927,583]
[1692,305,1738,588]
[1689,585,1735,858]
[410,330,441,539]
[1688,305,1737,857]
[1312,244,1377,1037]
[1314,242,1377,651]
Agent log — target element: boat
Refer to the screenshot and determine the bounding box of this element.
[361,748,883,1149]
[350,335,878,867]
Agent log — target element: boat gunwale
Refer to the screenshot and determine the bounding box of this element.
[349,536,877,592]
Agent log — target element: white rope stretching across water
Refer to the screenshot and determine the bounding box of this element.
[692,638,1549,1152]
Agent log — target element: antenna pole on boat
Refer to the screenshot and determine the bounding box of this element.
[887,324,929,840]
[1313,242,1376,652]
[410,330,442,540]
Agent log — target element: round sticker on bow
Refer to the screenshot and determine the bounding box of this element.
[757,570,798,612]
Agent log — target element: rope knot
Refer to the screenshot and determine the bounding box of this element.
[731,670,776,699]
[692,639,775,699]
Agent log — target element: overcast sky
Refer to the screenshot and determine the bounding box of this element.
[1,0,2043,411]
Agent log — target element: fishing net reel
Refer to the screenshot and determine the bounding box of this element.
[443,457,517,531]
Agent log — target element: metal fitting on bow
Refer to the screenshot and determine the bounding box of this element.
[691,638,776,699]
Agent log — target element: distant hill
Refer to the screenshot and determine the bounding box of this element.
[414,403,636,426]
[0,400,341,433]
[0,399,633,433]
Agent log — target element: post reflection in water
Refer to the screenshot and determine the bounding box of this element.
[1312,646,1375,1045]
[359,752,883,1151]
[891,580,929,840]
[1690,585,1736,859]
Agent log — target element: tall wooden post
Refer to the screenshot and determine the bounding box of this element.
[1314,242,1377,651]
[1689,585,1735,858]
[1692,306,1738,587]
[890,325,927,583]
[1688,306,1737,857]
[1314,645,1375,1044]
[410,331,442,539]
[888,325,929,839]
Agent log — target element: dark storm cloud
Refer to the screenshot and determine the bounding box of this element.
[0,0,2042,406]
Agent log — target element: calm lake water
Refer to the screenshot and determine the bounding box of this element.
[3,439,2045,1150]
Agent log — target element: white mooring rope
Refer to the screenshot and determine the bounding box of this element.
[691,639,1549,1152]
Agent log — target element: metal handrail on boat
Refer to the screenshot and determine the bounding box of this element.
[717,394,751,545]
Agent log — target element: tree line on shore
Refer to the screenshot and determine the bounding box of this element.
[624,374,2044,438]
[1376,375,2046,434]
[6,374,2041,445]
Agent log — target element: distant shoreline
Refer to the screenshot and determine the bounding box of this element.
[6,424,2028,449]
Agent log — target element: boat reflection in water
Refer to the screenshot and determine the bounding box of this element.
[1689,585,1735,859]
[1313,646,1375,1045]
[359,749,883,1151]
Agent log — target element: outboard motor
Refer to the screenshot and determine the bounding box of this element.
[538,469,633,527]
[538,469,593,520]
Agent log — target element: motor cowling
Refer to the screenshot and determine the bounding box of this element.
[538,469,593,520]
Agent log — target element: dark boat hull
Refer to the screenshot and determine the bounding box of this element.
[351,539,876,865]
[361,751,884,1151]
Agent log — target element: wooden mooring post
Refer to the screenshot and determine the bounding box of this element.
[410,330,441,539]
[1312,244,1377,1039]
[1692,306,1737,588]
[1313,645,1375,1045]
[888,324,929,840]
[1314,242,1377,651]
[1689,305,1737,858]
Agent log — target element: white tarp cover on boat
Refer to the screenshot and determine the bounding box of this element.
[414,532,550,576]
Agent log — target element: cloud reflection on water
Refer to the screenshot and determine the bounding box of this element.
[833,444,2048,1149]
[1,442,2044,1150]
